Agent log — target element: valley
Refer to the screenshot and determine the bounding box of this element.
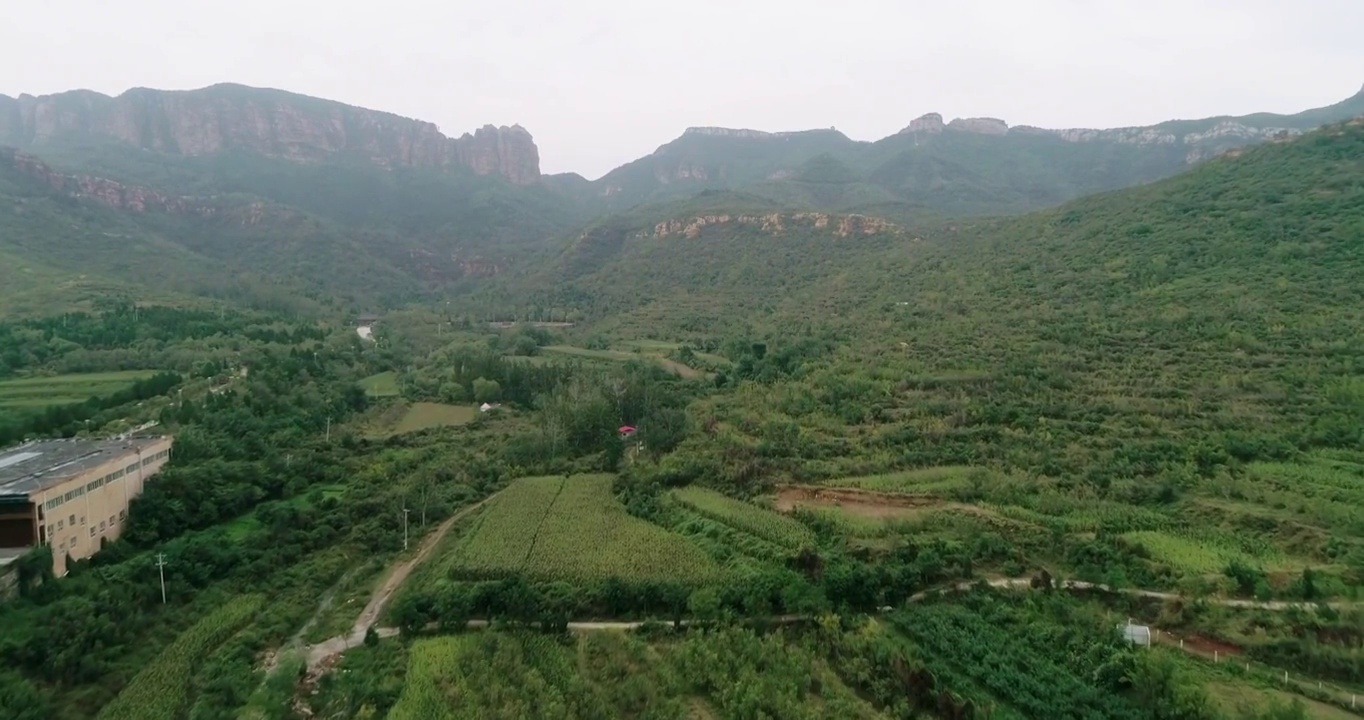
[0,72,1361,720]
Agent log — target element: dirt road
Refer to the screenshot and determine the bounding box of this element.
[910,578,1356,610]
[302,495,494,670]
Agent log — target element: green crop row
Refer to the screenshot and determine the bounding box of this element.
[672,486,815,549]
[97,594,262,720]
[449,475,719,585]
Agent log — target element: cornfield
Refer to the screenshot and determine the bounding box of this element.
[97,594,262,720]
[449,474,719,585]
[673,486,815,549]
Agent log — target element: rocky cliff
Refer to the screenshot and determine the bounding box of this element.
[647,212,898,239]
[0,146,292,224]
[0,84,540,184]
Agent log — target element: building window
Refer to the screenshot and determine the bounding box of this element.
[99,521,106,531]
[58,520,64,530]
[69,514,76,525]
[119,510,126,521]
[80,516,85,526]
[109,515,116,527]
[89,528,95,537]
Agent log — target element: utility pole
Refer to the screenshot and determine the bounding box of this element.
[325,417,332,442]
[402,507,411,550]
[156,553,168,604]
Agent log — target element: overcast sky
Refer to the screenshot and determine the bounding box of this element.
[3,0,1360,178]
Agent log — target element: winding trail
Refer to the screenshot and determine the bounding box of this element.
[909,578,1358,610]
[290,508,1361,711]
[302,494,495,671]
[306,572,1354,674]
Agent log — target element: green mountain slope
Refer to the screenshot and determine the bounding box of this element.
[583,120,1364,550]
[0,84,593,308]
[0,148,433,314]
[521,119,1364,357]
[2,81,1360,320]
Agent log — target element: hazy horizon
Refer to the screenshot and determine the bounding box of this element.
[4,0,1361,179]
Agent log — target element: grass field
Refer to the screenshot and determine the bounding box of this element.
[1121,530,1291,575]
[673,486,816,549]
[391,402,477,435]
[223,485,346,541]
[358,371,400,398]
[618,339,731,366]
[447,475,719,584]
[1205,682,1358,720]
[540,345,704,379]
[828,466,989,495]
[0,370,159,409]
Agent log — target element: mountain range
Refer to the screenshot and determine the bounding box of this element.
[1,81,1362,316]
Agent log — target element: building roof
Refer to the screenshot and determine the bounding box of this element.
[0,436,169,500]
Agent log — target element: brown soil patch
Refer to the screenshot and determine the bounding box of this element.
[1160,631,1243,659]
[775,485,946,519]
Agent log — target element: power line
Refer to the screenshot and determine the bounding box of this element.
[155,553,168,604]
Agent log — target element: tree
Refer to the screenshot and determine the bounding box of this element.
[639,407,688,455]
[688,587,723,622]
[472,377,501,403]
[363,625,379,647]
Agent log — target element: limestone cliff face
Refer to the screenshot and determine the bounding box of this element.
[0,84,540,185]
[947,117,1009,135]
[2,146,203,214]
[0,146,292,225]
[647,212,898,240]
[900,113,945,134]
[452,124,539,185]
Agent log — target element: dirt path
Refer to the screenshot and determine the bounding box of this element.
[260,566,360,675]
[302,494,494,671]
[911,577,1357,610]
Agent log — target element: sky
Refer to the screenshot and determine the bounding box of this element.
[2,0,1361,179]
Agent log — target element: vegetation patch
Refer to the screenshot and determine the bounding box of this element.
[541,345,704,379]
[772,486,992,536]
[96,595,262,720]
[391,402,477,435]
[889,594,1178,719]
[449,475,719,584]
[1121,530,1290,575]
[673,486,816,549]
[1204,682,1358,720]
[359,371,400,397]
[0,370,160,409]
[387,629,885,720]
[826,466,991,495]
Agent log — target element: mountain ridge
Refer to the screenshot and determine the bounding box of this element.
[590,83,1364,213]
[0,83,541,184]
[508,117,1364,340]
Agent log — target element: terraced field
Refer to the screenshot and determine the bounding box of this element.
[0,370,159,409]
[540,345,704,379]
[445,475,719,584]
